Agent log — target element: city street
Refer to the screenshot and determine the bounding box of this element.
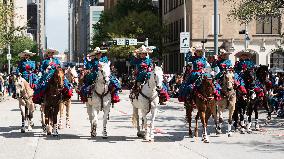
[0,90,283,159]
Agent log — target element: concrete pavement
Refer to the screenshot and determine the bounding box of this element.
[0,90,283,159]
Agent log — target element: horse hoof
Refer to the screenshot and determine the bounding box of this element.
[102,136,108,139]
[137,132,145,138]
[91,133,96,138]
[47,132,52,135]
[21,128,25,133]
[240,129,245,134]
[203,139,210,143]
[58,125,63,130]
[53,133,59,137]
[216,128,222,135]
[27,126,32,131]
[228,132,232,137]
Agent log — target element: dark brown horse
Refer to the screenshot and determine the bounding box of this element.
[194,76,216,143]
[185,75,216,142]
[44,68,65,136]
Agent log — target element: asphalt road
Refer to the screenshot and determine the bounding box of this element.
[0,90,283,159]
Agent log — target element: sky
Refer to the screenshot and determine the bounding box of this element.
[46,0,68,53]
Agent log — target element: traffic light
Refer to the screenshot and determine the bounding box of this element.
[125,39,129,45]
[113,40,117,45]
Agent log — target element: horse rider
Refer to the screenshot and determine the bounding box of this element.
[234,50,255,89]
[80,47,121,103]
[130,45,153,94]
[212,49,232,80]
[16,50,38,89]
[33,48,73,104]
[178,45,209,102]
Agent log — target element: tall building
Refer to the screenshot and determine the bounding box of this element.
[14,0,27,35]
[27,0,46,57]
[89,5,104,48]
[161,0,284,73]
[68,0,91,62]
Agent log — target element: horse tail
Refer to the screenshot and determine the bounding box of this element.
[132,108,138,128]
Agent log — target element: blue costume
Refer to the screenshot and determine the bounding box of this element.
[234,59,255,89]
[16,59,38,89]
[178,53,208,102]
[81,55,121,103]
[130,56,153,83]
[33,57,72,104]
[213,59,232,80]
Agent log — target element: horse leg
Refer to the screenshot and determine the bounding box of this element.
[52,104,60,136]
[58,103,64,129]
[228,97,236,137]
[66,100,71,128]
[239,102,246,134]
[264,98,272,120]
[19,102,26,133]
[194,111,199,138]
[185,101,193,137]
[232,102,239,130]
[141,111,149,141]
[40,104,46,133]
[254,103,260,131]
[27,104,34,131]
[133,107,143,138]
[246,102,253,133]
[201,110,209,143]
[102,103,111,139]
[45,105,52,135]
[148,107,158,141]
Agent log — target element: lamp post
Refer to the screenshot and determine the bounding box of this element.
[214,0,219,55]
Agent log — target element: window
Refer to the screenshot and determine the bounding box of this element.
[211,14,220,34]
[256,16,280,34]
[92,11,102,22]
[270,51,284,69]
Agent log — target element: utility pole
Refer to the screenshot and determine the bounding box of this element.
[183,0,187,66]
[214,0,219,55]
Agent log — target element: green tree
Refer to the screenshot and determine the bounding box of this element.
[91,0,164,58]
[0,36,37,66]
[225,0,283,24]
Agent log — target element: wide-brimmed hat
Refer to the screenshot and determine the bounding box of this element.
[218,49,231,58]
[192,45,204,56]
[18,50,36,57]
[89,47,107,56]
[234,50,253,58]
[45,48,59,55]
[134,45,153,54]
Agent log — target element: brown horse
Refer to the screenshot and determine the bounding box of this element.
[44,68,65,136]
[194,76,216,143]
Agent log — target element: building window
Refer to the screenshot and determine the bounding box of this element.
[92,11,102,22]
[270,51,284,69]
[256,16,280,34]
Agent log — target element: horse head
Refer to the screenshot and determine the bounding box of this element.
[149,65,163,90]
[222,71,235,90]
[97,62,111,84]
[200,74,215,100]
[54,67,65,88]
[256,65,269,82]
[14,76,25,99]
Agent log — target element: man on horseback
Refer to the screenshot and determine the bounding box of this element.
[213,49,232,80]
[16,50,38,89]
[33,48,73,104]
[130,45,153,94]
[178,46,209,102]
[80,47,121,103]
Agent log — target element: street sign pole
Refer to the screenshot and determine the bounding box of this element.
[7,44,11,74]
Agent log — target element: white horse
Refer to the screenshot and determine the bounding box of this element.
[86,62,111,139]
[14,76,35,133]
[130,66,163,142]
[213,71,236,137]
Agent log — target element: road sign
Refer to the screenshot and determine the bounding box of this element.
[7,54,11,60]
[128,39,137,45]
[116,38,126,45]
[180,32,190,53]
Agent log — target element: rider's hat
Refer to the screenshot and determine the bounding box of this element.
[192,44,204,56]
[18,50,36,57]
[134,45,153,54]
[45,48,59,55]
[234,50,253,59]
[90,47,107,56]
[218,49,231,58]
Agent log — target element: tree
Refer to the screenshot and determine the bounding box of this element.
[225,0,283,24]
[0,36,37,66]
[90,0,164,58]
